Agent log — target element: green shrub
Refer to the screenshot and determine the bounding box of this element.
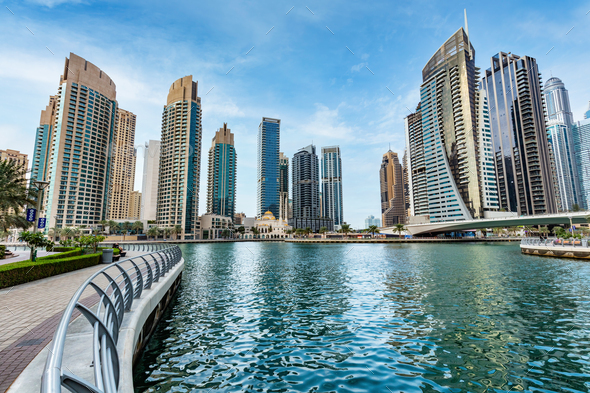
[37,248,82,260]
[50,246,78,252]
[0,245,5,260]
[113,248,120,255]
[0,253,102,289]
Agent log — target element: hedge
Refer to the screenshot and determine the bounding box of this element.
[0,245,5,260]
[49,246,78,252]
[38,248,82,260]
[0,253,102,289]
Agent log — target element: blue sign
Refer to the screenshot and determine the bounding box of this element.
[26,208,36,222]
[38,218,46,229]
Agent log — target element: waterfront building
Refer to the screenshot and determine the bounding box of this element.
[255,210,292,239]
[200,213,234,240]
[402,150,411,218]
[156,76,202,240]
[140,140,160,221]
[321,146,344,227]
[234,212,246,225]
[482,52,559,215]
[206,123,236,220]
[544,77,581,211]
[573,119,590,209]
[289,217,334,233]
[31,97,57,189]
[107,108,137,220]
[292,144,320,223]
[364,215,381,228]
[256,117,280,218]
[39,53,118,229]
[380,150,405,226]
[128,190,141,220]
[406,28,499,223]
[279,152,289,223]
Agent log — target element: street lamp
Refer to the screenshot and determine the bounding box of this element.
[569,215,574,237]
[31,180,50,234]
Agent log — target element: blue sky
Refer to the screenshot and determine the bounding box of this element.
[1,0,589,228]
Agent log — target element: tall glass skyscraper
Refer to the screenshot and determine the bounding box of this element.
[157,76,202,239]
[256,117,280,218]
[206,123,236,219]
[482,53,559,215]
[292,144,320,219]
[544,77,580,211]
[321,146,343,226]
[405,28,498,223]
[279,152,289,222]
[573,119,590,209]
[39,53,118,229]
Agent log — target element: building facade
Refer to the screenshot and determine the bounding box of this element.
[128,190,141,220]
[321,146,344,227]
[156,76,202,240]
[140,140,160,221]
[279,152,289,223]
[543,77,581,211]
[573,119,590,209]
[292,144,320,223]
[31,97,57,190]
[256,117,280,218]
[364,215,381,228]
[107,108,137,220]
[40,53,118,229]
[380,150,405,226]
[482,52,559,215]
[206,123,236,220]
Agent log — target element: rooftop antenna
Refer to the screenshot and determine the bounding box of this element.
[464,9,473,60]
[389,142,391,151]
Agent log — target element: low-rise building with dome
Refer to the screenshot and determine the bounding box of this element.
[252,211,291,239]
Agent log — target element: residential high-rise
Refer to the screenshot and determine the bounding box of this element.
[380,150,405,226]
[482,52,559,215]
[279,152,289,222]
[406,28,499,223]
[584,102,590,119]
[293,144,320,219]
[544,77,581,211]
[321,146,344,227]
[364,215,381,229]
[41,53,118,229]
[128,190,141,220]
[573,119,590,209]
[402,150,411,218]
[140,140,160,221]
[256,117,280,218]
[107,108,137,220]
[206,123,236,219]
[31,97,57,188]
[156,76,202,239]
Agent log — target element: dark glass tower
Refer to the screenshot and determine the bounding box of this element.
[292,144,320,219]
[206,123,236,220]
[256,117,280,218]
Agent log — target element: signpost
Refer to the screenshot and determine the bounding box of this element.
[38,218,46,230]
[26,208,36,222]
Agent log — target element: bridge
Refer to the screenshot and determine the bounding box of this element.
[381,211,590,236]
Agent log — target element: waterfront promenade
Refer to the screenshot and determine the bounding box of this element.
[0,250,142,392]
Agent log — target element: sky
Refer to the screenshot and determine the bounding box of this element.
[1,0,589,229]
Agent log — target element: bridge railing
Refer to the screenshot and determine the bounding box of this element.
[521,237,589,248]
[41,245,182,393]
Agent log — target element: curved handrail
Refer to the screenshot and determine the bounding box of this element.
[41,245,182,393]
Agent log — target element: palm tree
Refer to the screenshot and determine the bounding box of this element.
[146,226,160,240]
[252,227,260,238]
[340,224,351,238]
[295,228,305,238]
[48,226,60,241]
[0,160,34,232]
[394,224,405,238]
[99,219,108,234]
[539,226,550,237]
[163,227,172,240]
[132,221,144,234]
[367,225,379,238]
[319,226,328,238]
[173,224,182,239]
[107,220,118,234]
[305,227,312,238]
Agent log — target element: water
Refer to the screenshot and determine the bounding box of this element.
[133,242,590,392]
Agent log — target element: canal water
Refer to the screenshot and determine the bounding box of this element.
[133,242,590,392]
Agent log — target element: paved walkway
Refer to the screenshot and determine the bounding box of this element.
[0,250,143,392]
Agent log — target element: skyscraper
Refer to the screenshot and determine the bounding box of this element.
[364,215,381,228]
[584,102,590,120]
[406,28,499,223]
[321,146,344,227]
[31,97,57,189]
[128,190,141,220]
[279,152,289,222]
[256,117,280,218]
[107,108,137,220]
[544,77,581,211]
[41,53,118,229]
[482,52,559,215]
[140,140,160,221]
[206,123,236,219]
[380,150,405,226]
[293,144,320,219]
[573,119,590,209]
[156,76,202,239]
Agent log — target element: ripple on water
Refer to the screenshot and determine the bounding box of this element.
[133,243,590,392]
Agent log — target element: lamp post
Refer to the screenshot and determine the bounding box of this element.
[569,215,574,237]
[31,180,50,233]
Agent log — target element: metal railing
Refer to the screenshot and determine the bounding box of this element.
[41,245,182,393]
[100,243,174,252]
[521,237,589,248]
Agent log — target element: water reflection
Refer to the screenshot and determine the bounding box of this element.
[134,243,590,392]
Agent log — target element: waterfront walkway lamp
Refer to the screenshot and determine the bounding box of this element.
[569,215,574,237]
[31,180,50,234]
